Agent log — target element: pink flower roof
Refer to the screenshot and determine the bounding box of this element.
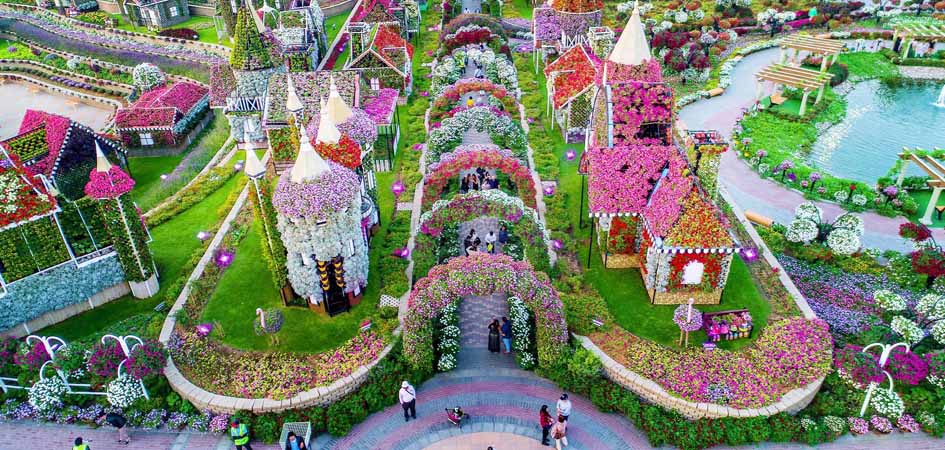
[115,82,209,129]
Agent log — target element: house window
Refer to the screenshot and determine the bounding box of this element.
[370,78,380,91]
[169,6,179,17]
[682,261,705,285]
[140,133,155,146]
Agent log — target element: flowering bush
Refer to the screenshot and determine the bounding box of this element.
[870,415,894,433]
[404,254,567,372]
[131,63,165,92]
[106,374,145,408]
[125,340,168,380]
[28,376,66,413]
[834,345,884,388]
[848,416,869,434]
[890,316,924,345]
[84,165,135,199]
[87,341,125,379]
[874,290,906,312]
[784,203,863,255]
[509,296,536,369]
[898,414,921,432]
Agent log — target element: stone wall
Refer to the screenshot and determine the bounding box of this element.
[575,335,823,419]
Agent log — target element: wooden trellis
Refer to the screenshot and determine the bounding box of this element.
[779,35,844,71]
[893,23,945,58]
[755,64,832,116]
[896,148,945,225]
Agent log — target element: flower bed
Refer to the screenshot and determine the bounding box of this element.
[591,317,833,408]
[271,161,361,221]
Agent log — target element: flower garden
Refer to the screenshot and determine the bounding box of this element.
[2,1,945,448]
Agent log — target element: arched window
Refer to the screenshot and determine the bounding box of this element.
[682,260,705,285]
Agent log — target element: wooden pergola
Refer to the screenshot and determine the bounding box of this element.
[780,35,845,71]
[896,148,945,225]
[755,64,833,116]
[893,23,945,57]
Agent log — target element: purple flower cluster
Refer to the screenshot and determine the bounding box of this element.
[337,109,379,145]
[898,414,921,432]
[272,161,360,220]
[363,88,399,125]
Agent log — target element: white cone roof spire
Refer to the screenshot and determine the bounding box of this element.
[286,74,305,115]
[315,97,342,145]
[248,0,267,33]
[325,75,353,125]
[290,125,330,183]
[94,141,112,173]
[608,4,651,66]
[243,129,266,179]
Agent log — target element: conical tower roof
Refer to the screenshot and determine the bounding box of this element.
[290,126,330,183]
[243,129,266,179]
[325,75,353,125]
[95,141,112,173]
[608,5,651,67]
[286,74,304,114]
[315,97,342,145]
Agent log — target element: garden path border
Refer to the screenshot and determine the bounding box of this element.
[157,151,398,413]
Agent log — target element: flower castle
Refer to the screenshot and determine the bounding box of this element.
[585,6,737,305]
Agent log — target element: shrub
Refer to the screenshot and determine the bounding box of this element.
[158,28,200,41]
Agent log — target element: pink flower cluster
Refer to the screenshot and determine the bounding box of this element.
[363,88,399,125]
[271,161,360,221]
[84,165,135,199]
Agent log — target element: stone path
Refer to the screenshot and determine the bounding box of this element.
[678,47,944,253]
[0,421,280,450]
[459,294,508,348]
[458,216,503,256]
[311,349,647,450]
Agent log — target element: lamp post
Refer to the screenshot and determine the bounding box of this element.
[859,342,909,417]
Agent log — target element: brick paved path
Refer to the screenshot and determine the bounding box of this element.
[459,294,508,348]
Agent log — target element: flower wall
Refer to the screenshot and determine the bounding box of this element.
[0,153,57,229]
[272,161,361,222]
[248,178,288,293]
[592,318,833,408]
[403,254,567,372]
[608,81,674,146]
[422,146,537,210]
[97,195,155,282]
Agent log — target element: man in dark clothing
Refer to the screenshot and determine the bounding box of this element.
[104,412,129,444]
[501,317,512,354]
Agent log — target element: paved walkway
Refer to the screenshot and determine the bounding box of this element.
[678,47,941,252]
[0,421,280,450]
[459,294,508,348]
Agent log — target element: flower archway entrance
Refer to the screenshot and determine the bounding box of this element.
[403,254,567,373]
[422,145,538,209]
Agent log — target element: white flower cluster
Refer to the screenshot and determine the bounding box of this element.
[852,194,868,206]
[870,388,905,419]
[827,228,860,256]
[509,297,535,369]
[890,316,925,346]
[785,203,863,255]
[29,376,67,413]
[786,219,818,243]
[437,353,457,371]
[106,375,145,408]
[674,11,689,24]
[436,301,460,372]
[873,290,906,312]
[132,63,166,92]
[834,190,849,202]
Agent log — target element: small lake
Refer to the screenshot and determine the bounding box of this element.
[0,81,114,138]
[807,79,945,182]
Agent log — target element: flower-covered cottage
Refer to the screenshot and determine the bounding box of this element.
[271,123,371,316]
[533,0,603,55]
[114,81,210,152]
[344,24,413,95]
[585,6,736,305]
[0,140,157,336]
[1,110,127,200]
[543,44,601,143]
[269,0,329,70]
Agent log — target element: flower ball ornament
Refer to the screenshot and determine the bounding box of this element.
[673,304,703,332]
[132,63,166,92]
[106,374,145,408]
[28,376,67,413]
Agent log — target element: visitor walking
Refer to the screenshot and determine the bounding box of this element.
[551,415,569,449]
[284,431,307,450]
[104,412,130,444]
[471,230,481,250]
[539,405,554,446]
[501,317,512,354]
[488,318,501,353]
[461,174,470,193]
[498,225,508,247]
[556,394,572,421]
[73,437,89,450]
[400,380,417,422]
[485,231,497,254]
[464,229,476,255]
[230,418,253,450]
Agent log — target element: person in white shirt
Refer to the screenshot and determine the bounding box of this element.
[485,231,497,254]
[399,381,417,422]
[556,393,572,421]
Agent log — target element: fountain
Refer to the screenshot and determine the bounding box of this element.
[936,85,945,108]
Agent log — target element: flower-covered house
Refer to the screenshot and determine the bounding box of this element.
[271,0,328,71]
[271,127,370,316]
[344,23,413,95]
[543,44,601,143]
[0,142,157,336]
[533,0,603,56]
[584,6,737,305]
[123,0,191,30]
[114,81,210,151]
[1,110,127,200]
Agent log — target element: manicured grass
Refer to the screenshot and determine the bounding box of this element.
[109,14,229,47]
[909,190,945,228]
[325,12,348,47]
[38,173,243,340]
[838,52,899,81]
[585,254,770,351]
[507,0,534,19]
[129,155,183,203]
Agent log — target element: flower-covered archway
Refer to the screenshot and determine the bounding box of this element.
[428,107,527,162]
[430,79,520,121]
[431,48,519,96]
[414,189,550,276]
[403,253,567,372]
[422,145,537,209]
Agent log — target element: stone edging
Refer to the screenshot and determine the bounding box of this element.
[575,334,824,419]
[157,152,398,413]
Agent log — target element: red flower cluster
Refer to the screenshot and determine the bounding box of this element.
[550,0,603,13]
[0,153,57,229]
[667,253,724,291]
[545,45,599,108]
[315,135,362,170]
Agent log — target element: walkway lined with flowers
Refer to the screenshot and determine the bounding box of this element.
[678,47,938,252]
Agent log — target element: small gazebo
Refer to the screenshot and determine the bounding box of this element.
[755,64,832,116]
[895,148,945,225]
[779,34,844,70]
[893,23,945,57]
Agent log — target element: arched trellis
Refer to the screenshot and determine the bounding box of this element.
[428,107,527,163]
[414,189,551,277]
[423,146,537,209]
[403,253,567,372]
[430,79,520,121]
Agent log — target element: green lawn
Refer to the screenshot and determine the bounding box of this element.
[324,13,348,47]
[38,172,242,340]
[109,14,230,47]
[129,155,183,203]
[838,52,899,81]
[909,190,945,228]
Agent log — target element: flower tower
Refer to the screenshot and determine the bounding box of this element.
[272,125,369,316]
[84,143,158,298]
[583,5,737,305]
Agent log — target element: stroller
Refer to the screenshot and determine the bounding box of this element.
[446,406,467,428]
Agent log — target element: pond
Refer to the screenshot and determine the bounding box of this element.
[0,81,114,138]
[807,79,945,183]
